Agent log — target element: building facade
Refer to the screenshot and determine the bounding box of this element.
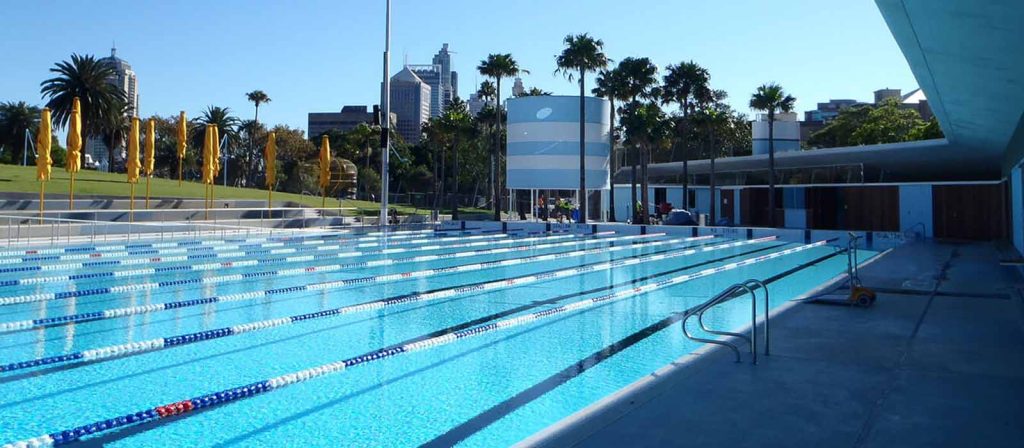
[308,106,375,137]
[467,93,493,117]
[389,67,431,144]
[86,46,139,169]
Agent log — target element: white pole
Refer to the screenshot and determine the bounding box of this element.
[379,0,392,227]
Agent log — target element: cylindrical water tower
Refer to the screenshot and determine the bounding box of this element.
[752,111,800,155]
[505,95,611,190]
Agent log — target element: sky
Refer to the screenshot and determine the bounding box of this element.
[0,0,917,134]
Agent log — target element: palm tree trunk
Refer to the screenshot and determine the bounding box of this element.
[452,135,460,220]
[768,111,776,227]
[607,100,616,222]
[578,68,587,224]
[493,77,502,221]
[630,147,637,223]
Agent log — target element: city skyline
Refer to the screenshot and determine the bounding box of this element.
[0,0,918,135]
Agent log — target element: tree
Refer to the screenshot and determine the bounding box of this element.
[40,53,127,169]
[0,101,41,165]
[99,101,131,172]
[620,102,671,224]
[477,53,527,220]
[245,90,271,125]
[661,61,710,208]
[806,99,943,149]
[593,68,629,222]
[614,57,659,221]
[749,83,795,227]
[909,116,944,141]
[693,104,730,224]
[195,106,241,184]
[245,90,271,185]
[555,33,608,223]
[438,98,474,218]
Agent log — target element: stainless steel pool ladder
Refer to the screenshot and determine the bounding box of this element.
[681,279,769,364]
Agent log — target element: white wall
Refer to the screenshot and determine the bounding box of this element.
[898,184,933,238]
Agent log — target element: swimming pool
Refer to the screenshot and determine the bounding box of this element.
[0,227,876,447]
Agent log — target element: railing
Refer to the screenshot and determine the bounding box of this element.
[681,279,770,364]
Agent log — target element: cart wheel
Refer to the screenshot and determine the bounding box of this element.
[855,293,873,307]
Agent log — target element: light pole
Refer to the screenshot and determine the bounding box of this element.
[379,0,392,227]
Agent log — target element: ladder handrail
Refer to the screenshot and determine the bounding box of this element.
[681,279,770,364]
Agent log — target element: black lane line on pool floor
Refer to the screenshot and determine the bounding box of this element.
[59,243,789,447]
[0,238,724,381]
[423,249,846,447]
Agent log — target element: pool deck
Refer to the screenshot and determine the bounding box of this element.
[521,240,1024,447]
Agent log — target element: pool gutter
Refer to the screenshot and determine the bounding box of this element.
[515,246,895,448]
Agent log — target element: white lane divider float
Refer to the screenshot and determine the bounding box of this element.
[0,239,827,448]
[0,229,557,282]
[0,233,594,306]
[0,229,512,268]
[0,232,675,329]
[0,235,755,372]
[0,227,444,258]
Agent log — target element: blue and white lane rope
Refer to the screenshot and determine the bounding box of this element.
[0,239,826,448]
[0,230,510,267]
[0,231,580,277]
[0,227,445,258]
[0,232,625,290]
[0,233,595,306]
[0,235,747,372]
[0,233,678,330]
[0,231,548,280]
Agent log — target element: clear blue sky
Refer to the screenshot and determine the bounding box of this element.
[0,0,916,134]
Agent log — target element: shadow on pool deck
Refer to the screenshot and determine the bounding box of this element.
[521,241,1024,448]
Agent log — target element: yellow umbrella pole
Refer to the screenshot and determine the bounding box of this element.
[39,182,45,225]
[129,184,136,223]
[205,184,210,221]
[69,172,75,210]
[322,188,326,209]
[146,175,151,209]
[268,187,272,211]
[178,158,183,187]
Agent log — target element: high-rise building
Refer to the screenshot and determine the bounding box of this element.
[804,99,863,123]
[409,64,443,117]
[86,46,139,169]
[389,67,431,144]
[467,93,494,117]
[874,88,902,104]
[512,77,525,97]
[432,43,456,108]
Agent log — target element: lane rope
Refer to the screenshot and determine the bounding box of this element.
[0,235,747,373]
[0,233,675,330]
[0,239,827,447]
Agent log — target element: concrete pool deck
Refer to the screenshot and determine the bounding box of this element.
[521,241,1024,447]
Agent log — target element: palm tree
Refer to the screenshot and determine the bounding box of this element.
[555,33,609,223]
[346,123,379,200]
[593,68,628,222]
[749,83,795,227]
[40,53,127,169]
[99,100,131,171]
[440,98,474,219]
[245,90,271,186]
[195,106,241,183]
[477,53,527,220]
[476,80,496,103]
[0,101,41,165]
[620,102,671,224]
[694,104,730,224]
[661,61,710,208]
[614,57,659,222]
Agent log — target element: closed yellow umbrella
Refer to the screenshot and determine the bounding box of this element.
[65,97,82,209]
[210,124,220,211]
[177,111,187,186]
[36,107,52,223]
[201,124,212,219]
[127,117,141,221]
[319,135,331,208]
[144,118,155,208]
[265,132,277,209]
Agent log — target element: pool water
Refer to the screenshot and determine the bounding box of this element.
[0,229,875,447]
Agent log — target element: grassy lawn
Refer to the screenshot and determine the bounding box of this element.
[0,164,488,216]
